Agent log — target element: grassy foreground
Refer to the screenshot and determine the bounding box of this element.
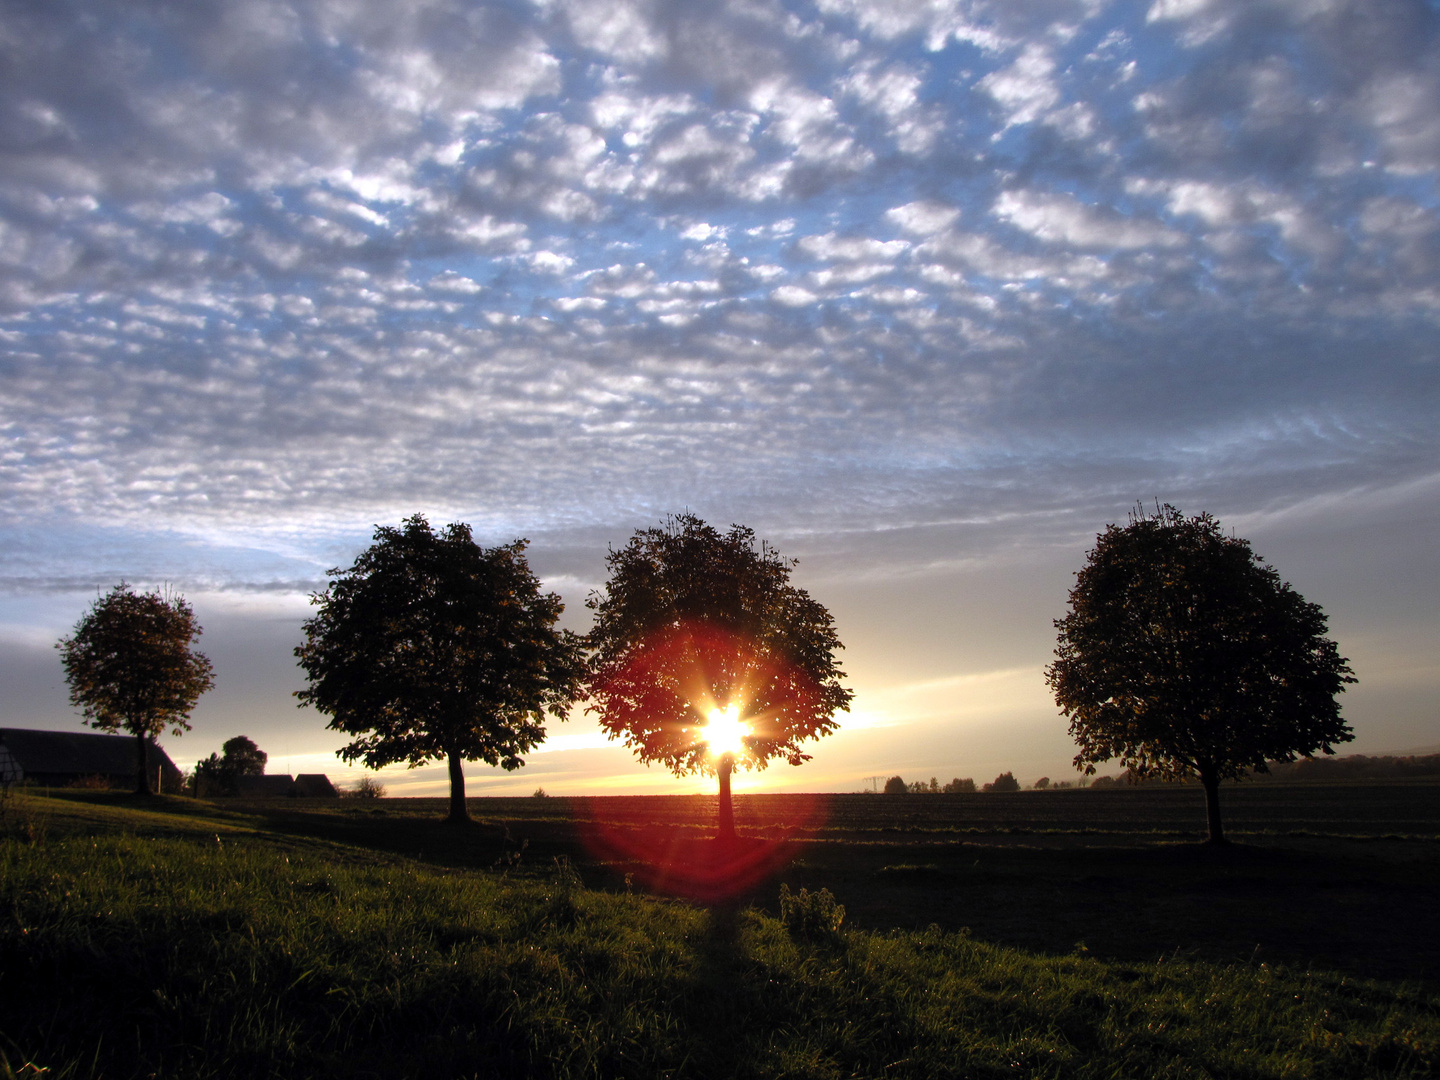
[1,794,1437,1079]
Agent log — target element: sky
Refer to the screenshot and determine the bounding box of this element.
[1,0,1436,798]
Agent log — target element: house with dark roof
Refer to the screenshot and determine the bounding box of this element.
[231,772,339,798]
[294,773,340,798]
[0,727,184,792]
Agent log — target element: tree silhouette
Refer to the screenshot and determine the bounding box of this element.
[1046,504,1355,843]
[295,516,583,823]
[57,583,213,795]
[981,771,1019,793]
[585,514,851,839]
[195,735,268,795]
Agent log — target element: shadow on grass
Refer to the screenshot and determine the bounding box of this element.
[33,790,1439,988]
[680,901,753,1079]
[210,800,1440,986]
[782,838,1440,985]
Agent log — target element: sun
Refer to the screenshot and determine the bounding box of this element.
[703,703,750,758]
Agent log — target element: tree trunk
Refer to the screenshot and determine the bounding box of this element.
[716,754,735,842]
[1199,765,1226,845]
[134,730,152,795]
[446,752,469,824]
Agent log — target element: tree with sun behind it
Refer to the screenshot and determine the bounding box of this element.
[584,513,852,840]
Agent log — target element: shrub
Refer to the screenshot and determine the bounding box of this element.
[882,775,907,794]
[344,777,386,799]
[981,771,1019,793]
[942,777,976,793]
[532,787,548,798]
[67,774,111,790]
[778,883,845,944]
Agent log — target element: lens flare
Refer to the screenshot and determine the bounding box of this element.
[703,704,749,758]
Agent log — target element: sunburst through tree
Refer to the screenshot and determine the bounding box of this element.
[585,513,852,840]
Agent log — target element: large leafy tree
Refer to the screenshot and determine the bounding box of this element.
[1045,504,1355,844]
[56,583,214,795]
[295,515,583,823]
[585,513,852,839]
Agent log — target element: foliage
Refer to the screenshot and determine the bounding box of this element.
[2,797,1437,1080]
[882,775,907,794]
[343,777,386,799]
[777,883,846,944]
[195,736,268,796]
[1257,754,1440,782]
[55,583,214,794]
[942,777,976,793]
[1033,776,1050,790]
[295,515,584,822]
[584,513,851,830]
[220,735,267,777]
[982,771,1020,793]
[65,774,110,790]
[1047,504,1356,841]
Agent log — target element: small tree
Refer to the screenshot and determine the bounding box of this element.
[982,771,1019,793]
[1046,504,1355,843]
[942,777,976,793]
[295,515,584,824]
[56,583,214,795]
[1033,777,1050,790]
[585,513,852,840]
[346,777,386,799]
[882,775,908,794]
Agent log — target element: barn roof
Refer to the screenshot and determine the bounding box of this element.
[294,773,339,798]
[233,774,298,797]
[0,727,182,778]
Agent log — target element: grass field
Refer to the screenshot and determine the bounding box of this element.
[2,783,1437,1078]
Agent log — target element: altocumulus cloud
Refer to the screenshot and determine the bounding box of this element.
[0,0,1434,592]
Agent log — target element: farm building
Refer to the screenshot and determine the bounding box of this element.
[223,773,340,798]
[0,727,184,792]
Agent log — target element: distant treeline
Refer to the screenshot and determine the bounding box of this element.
[879,772,1070,794]
[1089,753,1440,788]
[880,754,1440,794]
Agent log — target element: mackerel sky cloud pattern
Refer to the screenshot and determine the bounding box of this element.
[2,0,1435,557]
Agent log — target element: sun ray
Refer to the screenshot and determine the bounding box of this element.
[703,703,750,758]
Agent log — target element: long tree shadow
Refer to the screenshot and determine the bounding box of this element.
[183,796,1440,987]
[782,838,1440,985]
[235,802,580,872]
[679,900,756,1080]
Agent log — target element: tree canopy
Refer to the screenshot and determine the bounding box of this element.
[56,583,214,794]
[981,772,1020,793]
[1045,504,1355,843]
[585,513,851,837]
[294,515,584,823]
[195,735,267,795]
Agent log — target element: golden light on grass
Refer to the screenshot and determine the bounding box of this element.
[703,703,750,758]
